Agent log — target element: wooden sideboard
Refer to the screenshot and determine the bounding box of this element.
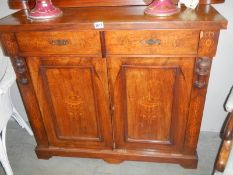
[0,3,227,168]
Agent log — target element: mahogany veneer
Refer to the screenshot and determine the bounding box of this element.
[16,31,101,55]
[0,3,227,169]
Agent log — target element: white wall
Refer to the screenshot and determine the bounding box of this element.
[201,1,233,132]
[0,1,232,132]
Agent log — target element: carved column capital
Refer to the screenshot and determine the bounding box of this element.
[194,57,212,88]
[12,56,29,85]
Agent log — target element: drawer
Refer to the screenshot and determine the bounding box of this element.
[16,31,101,55]
[105,30,199,55]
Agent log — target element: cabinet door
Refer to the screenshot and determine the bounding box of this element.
[108,57,195,153]
[26,57,113,149]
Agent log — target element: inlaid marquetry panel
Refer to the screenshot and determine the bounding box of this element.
[105,30,199,55]
[41,66,100,141]
[109,57,195,152]
[26,57,113,149]
[16,31,101,55]
[123,65,178,143]
[198,30,220,57]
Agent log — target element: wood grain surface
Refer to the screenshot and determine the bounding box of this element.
[0,2,228,169]
[16,31,101,56]
[0,5,227,31]
[108,57,194,152]
[105,30,199,55]
[26,57,113,149]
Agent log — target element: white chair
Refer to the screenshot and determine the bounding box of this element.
[0,57,33,175]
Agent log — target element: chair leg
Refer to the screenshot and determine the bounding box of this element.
[12,108,33,136]
[0,127,13,175]
[2,127,7,157]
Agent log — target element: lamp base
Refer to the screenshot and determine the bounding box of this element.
[28,0,62,20]
[145,0,180,17]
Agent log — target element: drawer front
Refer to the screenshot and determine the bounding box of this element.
[105,30,199,55]
[16,31,101,55]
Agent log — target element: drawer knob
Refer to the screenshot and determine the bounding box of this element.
[49,39,70,46]
[144,39,161,46]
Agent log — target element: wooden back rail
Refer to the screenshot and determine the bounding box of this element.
[215,113,233,172]
[8,0,225,9]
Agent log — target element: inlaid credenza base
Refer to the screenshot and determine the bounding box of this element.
[35,146,198,169]
[0,4,226,170]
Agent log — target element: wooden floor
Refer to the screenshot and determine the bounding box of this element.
[0,121,221,175]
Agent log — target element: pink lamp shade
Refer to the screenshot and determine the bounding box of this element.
[145,0,180,17]
[28,0,62,20]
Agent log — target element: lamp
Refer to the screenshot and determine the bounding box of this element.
[144,0,180,16]
[28,0,62,20]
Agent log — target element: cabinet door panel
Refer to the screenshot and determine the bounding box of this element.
[108,57,195,152]
[26,57,112,149]
[126,66,176,143]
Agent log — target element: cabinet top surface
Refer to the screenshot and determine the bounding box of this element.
[0,5,227,32]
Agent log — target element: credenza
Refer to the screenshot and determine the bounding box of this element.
[0,0,227,168]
